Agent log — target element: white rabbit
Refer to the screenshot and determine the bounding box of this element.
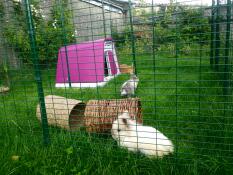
[111,111,174,158]
[120,74,139,97]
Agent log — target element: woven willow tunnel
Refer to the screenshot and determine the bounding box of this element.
[37,96,142,132]
[36,95,86,130]
[84,98,142,132]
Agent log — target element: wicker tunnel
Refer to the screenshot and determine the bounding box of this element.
[36,96,142,132]
[36,95,86,131]
[84,98,142,132]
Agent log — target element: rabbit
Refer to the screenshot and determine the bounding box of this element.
[111,111,174,158]
[120,74,139,97]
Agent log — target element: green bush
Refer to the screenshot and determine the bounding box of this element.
[2,0,75,64]
[157,43,176,57]
[111,25,131,47]
[0,1,4,19]
[115,4,210,57]
[179,8,210,44]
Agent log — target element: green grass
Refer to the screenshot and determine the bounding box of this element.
[0,53,232,175]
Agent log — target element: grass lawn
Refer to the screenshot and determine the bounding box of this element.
[0,52,232,175]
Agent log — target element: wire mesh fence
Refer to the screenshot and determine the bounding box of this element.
[0,0,232,174]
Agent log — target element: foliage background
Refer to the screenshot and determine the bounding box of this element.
[1,0,75,64]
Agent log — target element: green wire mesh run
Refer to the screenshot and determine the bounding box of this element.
[0,0,232,174]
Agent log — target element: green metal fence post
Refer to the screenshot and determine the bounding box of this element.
[175,0,179,167]
[223,0,231,96]
[151,0,158,157]
[24,0,50,145]
[58,0,71,87]
[128,0,138,154]
[210,0,215,66]
[128,0,137,75]
[215,0,220,71]
[223,0,231,153]
[101,0,107,38]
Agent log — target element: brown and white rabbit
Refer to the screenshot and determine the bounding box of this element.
[111,111,174,158]
[120,74,139,97]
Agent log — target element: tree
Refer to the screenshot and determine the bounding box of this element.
[179,8,210,45]
[2,0,75,64]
